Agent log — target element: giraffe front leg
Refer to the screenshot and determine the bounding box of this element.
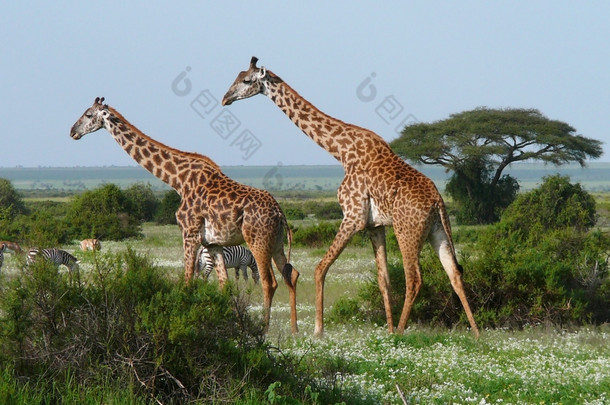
[314,218,363,338]
[182,236,200,283]
[177,214,203,284]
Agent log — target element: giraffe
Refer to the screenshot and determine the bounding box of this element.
[80,238,102,251]
[222,57,480,338]
[70,97,300,333]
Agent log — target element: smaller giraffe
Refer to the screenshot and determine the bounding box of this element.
[80,238,102,251]
[70,98,300,333]
[0,241,23,254]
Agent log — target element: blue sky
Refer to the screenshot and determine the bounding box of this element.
[1,2,608,168]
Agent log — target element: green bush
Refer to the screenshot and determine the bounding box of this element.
[280,202,306,220]
[124,182,159,222]
[0,200,70,246]
[502,174,597,235]
[0,178,28,220]
[154,190,180,225]
[293,222,340,247]
[303,200,343,220]
[0,248,358,403]
[65,184,141,240]
[292,221,371,248]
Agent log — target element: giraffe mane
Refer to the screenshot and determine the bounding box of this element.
[106,106,222,171]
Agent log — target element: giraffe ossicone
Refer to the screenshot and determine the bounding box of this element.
[70,97,300,334]
[223,57,480,338]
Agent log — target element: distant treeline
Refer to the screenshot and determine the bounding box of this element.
[1,163,610,192]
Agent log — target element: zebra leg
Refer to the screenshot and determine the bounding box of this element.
[239,264,248,282]
[250,264,260,284]
[70,262,81,287]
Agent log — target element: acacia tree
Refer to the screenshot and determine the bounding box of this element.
[390,108,603,224]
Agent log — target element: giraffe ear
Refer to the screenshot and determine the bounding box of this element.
[256,67,266,79]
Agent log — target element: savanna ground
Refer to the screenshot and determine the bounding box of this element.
[2,221,608,404]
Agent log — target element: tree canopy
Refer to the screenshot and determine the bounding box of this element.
[390,108,603,224]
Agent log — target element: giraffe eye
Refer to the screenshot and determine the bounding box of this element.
[243,79,252,84]
[85,112,93,118]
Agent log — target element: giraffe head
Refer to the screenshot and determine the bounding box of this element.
[222,56,270,106]
[70,97,110,140]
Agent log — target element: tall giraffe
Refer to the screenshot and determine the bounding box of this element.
[70,97,300,333]
[223,57,480,338]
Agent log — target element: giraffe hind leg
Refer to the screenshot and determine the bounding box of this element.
[429,225,480,338]
[392,218,426,334]
[251,248,277,333]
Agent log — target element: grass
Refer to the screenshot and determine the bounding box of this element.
[279,324,610,404]
[2,222,609,404]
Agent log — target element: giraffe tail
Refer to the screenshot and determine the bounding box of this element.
[281,218,297,288]
[437,199,460,267]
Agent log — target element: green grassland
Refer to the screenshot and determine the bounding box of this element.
[1,222,608,403]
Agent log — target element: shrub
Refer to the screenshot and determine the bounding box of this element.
[0,248,354,403]
[0,178,27,219]
[124,182,159,222]
[9,209,70,246]
[303,200,343,220]
[293,222,340,247]
[154,190,180,225]
[279,202,306,220]
[65,184,141,240]
[502,174,597,235]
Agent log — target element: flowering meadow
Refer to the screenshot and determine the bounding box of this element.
[277,322,610,404]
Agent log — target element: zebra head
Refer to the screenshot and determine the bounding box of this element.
[70,97,110,140]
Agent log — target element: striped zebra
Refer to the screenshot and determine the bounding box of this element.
[0,244,6,271]
[197,245,260,283]
[27,248,80,283]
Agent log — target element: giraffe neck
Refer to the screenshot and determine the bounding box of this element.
[104,107,220,191]
[264,73,365,164]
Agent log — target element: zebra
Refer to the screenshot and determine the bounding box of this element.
[0,244,6,271]
[27,248,81,283]
[197,245,260,283]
